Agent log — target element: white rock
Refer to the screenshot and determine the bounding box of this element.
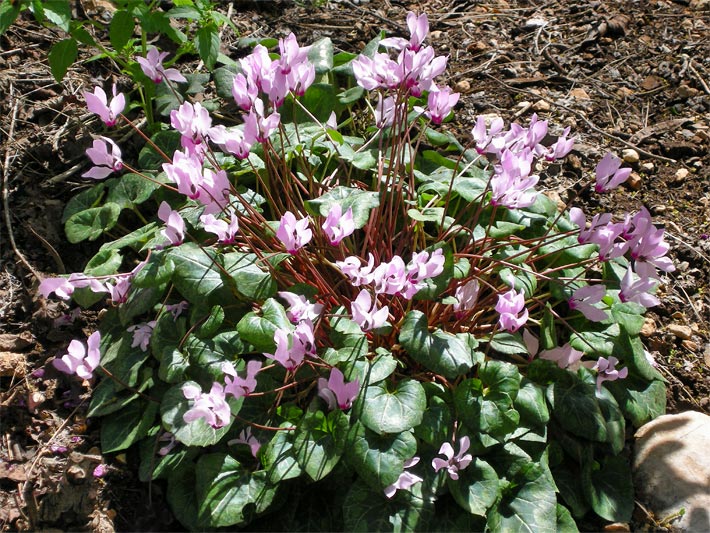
[622,148,640,163]
[633,411,710,532]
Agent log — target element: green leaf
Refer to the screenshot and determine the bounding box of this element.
[552,465,590,518]
[338,85,365,105]
[487,464,557,533]
[167,465,205,531]
[399,311,474,379]
[132,250,174,288]
[582,455,633,522]
[597,386,626,455]
[62,184,105,223]
[100,399,158,453]
[160,383,238,447]
[607,378,666,428]
[48,38,77,82]
[194,305,224,337]
[556,504,579,532]
[105,173,158,209]
[343,479,433,532]
[223,252,277,300]
[294,409,348,481]
[294,83,337,123]
[488,332,528,355]
[359,379,426,435]
[479,360,521,397]
[305,186,380,230]
[308,37,334,73]
[65,203,121,243]
[196,453,276,527]
[42,0,71,31]
[454,379,519,440]
[0,2,21,36]
[212,66,236,99]
[448,458,499,516]
[84,248,122,276]
[196,25,219,70]
[109,9,134,50]
[100,223,158,252]
[413,389,452,446]
[610,302,646,336]
[514,379,550,427]
[236,298,291,352]
[138,130,181,170]
[548,373,608,442]
[262,423,302,483]
[168,243,231,304]
[345,422,417,489]
[139,440,196,482]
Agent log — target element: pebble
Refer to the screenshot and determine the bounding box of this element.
[640,317,656,337]
[627,172,642,190]
[641,162,655,172]
[634,411,710,532]
[532,99,551,112]
[454,80,471,93]
[651,205,667,215]
[569,88,590,99]
[622,148,640,163]
[667,324,692,340]
[704,343,710,367]
[681,339,698,351]
[675,168,690,183]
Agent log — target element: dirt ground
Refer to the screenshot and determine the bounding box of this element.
[0,0,708,530]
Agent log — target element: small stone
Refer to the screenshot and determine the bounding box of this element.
[674,168,690,183]
[681,339,698,351]
[627,172,642,190]
[622,148,640,163]
[532,99,550,112]
[603,523,630,532]
[651,205,667,215]
[569,88,590,99]
[678,84,700,98]
[543,190,566,211]
[454,80,471,93]
[640,317,656,337]
[429,30,443,40]
[704,343,710,367]
[641,162,655,172]
[634,412,710,532]
[667,323,692,340]
[617,87,635,98]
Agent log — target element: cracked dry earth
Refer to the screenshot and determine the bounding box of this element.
[0,0,709,530]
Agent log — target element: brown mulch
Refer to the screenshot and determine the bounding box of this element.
[0,0,708,530]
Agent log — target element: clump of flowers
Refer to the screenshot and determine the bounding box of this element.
[43,13,671,532]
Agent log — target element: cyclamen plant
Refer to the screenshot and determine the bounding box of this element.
[42,11,671,531]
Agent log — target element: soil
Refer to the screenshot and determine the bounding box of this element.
[0,0,708,530]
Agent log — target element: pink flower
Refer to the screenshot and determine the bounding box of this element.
[539,343,586,371]
[84,84,125,127]
[263,328,308,371]
[453,279,480,314]
[568,285,608,322]
[182,382,232,429]
[127,320,156,352]
[318,367,359,410]
[371,256,408,296]
[350,290,389,331]
[425,86,459,124]
[93,464,108,478]
[171,101,213,143]
[136,46,187,84]
[495,287,528,332]
[53,331,101,380]
[620,265,660,308]
[105,276,131,304]
[200,210,239,243]
[593,356,628,392]
[472,115,505,154]
[165,301,188,319]
[322,204,355,245]
[158,201,185,246]
[209,124,254,160]
[278,291,323,323]
[245,99,280,142]
[374,94,399,128]
[595,152,632,193]
[489,149,539,209]
[432,436,473,480]
[384,457,423,498]
[231,72,258,111]
[276,211,312,253]
[82,137,122,179]
[229,428,261,458]
[223,360,261,398]
[624,208,675,274]
[39,277,76,300]
[546,126,574,160]
[336,254,376,287]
